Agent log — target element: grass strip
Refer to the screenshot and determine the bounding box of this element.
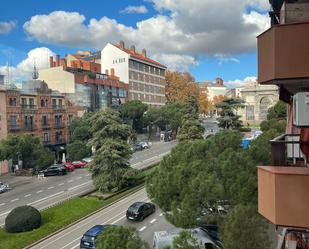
[0,184,143,249]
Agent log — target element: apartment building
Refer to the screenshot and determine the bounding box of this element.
[257,0,309,247]
[0,80,81,174]
[101,41,167,106]
[39,55,129,112]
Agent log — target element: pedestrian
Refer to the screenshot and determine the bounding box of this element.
[11,164,14,174]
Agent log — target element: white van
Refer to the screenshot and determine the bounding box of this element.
[153,228,223,249]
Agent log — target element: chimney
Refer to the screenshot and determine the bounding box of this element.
[142,49,147,57]
[130,45,136,53]
[111,68,115,76]
[61,59,67,69]
[49,56,54,68]
[56,55,60,66]
[105,69,109,75]
[119,40,125,50]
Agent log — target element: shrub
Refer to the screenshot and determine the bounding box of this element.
[239,127,251,132]
[5,206,41,233]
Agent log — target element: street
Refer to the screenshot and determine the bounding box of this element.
[0,141,177,227]
[202,117,220,137]
[29,188,174,249]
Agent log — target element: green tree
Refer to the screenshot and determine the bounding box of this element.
[88,108,135,192]
[95,226,149,249]
[70,113,94,142]
[119,100,148,132]
[216,98,245,130]
[267,100,287,120]
[170,230,203,249]
[222,204,270,249]
[164,102,185,134]
[178,96,204,142]
[0,134,54,169]
[67,141,91,161]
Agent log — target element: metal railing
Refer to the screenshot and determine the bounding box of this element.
[52,105,65,110]
[54,123,65,129]
[8,125,20,132]
[24,125,36,131]
[21,104,36,110]
[270,134,308,166]
[41,124,50,130]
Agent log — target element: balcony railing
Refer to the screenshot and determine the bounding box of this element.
[21,104,36,110]
[54,139,65,145]
[8,125,20,132]
[258,133,309,228]
[43,140,51,145]
[41,124,51,130]
[52,105,65,110]
[24,125,36,131]
[54,123,65,129]
[270,134,307,167]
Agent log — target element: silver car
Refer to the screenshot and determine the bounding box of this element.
[0,182,10,194]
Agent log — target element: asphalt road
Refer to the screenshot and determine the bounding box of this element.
[0,141,177,227]
[30,188,174,249]
[202,118,220,137]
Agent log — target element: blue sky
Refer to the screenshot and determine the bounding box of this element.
[0,0,269,86]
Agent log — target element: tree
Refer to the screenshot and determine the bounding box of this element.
[70,113,93,142]
[95,226,149,249]
[222,204,270,249]
[88,108,135,192]
[119,100,148,132]
[178,96,204,142]
[67,141,91,161]
[267,100,287,120]
[199,92,213,116]
[167,230,203,249]
[164,102,185,134]
[0,134,54,169]
[216,98,245,130]
[165,71,199,103]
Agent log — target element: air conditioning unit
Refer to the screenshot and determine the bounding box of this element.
[293,92,309,127]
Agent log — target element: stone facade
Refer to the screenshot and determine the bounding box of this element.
[238,82,279,126]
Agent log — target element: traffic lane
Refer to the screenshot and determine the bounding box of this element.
[0,170,92,225]
[119,205,175,246]
[131,141,177,165]
[30,188,148,249]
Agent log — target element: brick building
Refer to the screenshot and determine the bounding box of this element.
[0,80,82,174]
[101,41,167,106]
[39,55,129,112]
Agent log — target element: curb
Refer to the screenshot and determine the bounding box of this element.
[23,184,145,249]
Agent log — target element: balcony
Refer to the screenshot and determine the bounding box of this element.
[54,139,65,145]
[41,124,51,130]
[258,22,309,88]
[21,104,36,110]
[54,123,65,129]
[8,125,20,132]
[258,134,309,228]
[24,125,36,131]
[52,105,65,110]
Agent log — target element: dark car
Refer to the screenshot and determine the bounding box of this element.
[43,164,67,176]
[80,225,111,249]
[126,202,155,221]
[135,143,144,151]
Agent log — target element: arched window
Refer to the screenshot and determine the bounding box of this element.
[259,97,272,121]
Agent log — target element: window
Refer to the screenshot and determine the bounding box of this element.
[68,115,73,125]
[9,115,17,126]
[41,99,45,107]
[58,99,63,107]
[29,98,34,107]
[246,105,255,121]
[52,99,56,108]
[9,98,17,106]
[138,83,140,92]
[43,133,49,142]
[21,98,27,106]
[131,60,134,68]
[131,71,134,80]
[42,115,48,126]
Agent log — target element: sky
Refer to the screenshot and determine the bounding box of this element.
[0,0,270,87]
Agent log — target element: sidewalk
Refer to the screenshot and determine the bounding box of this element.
[0,173,33,188]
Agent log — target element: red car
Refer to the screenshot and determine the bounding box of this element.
[64,162,75,172]
[71,161,87,168]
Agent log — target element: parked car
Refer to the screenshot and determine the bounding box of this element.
[71,161,87,168]
[80,225,111,249]
[63,162,75,172]
[140,142,149,149]
[42,164,67,176]
[126,202,156,221]
[0,182,10,194]
[135,143,144,151]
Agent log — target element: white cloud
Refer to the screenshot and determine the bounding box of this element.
[215,54,240,65]
[225,76,257,88]
[0,47,55,83]
[0,21,16,34]
[23,1,271,70]
[152,53,199,71]
[120,5,148,14]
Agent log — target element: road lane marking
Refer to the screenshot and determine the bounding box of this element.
[38,191,148,249]
[58,183,64,186]
[24,194,31,198]
[159,213,163,217]
[150,218,157,224]
[0,203,5,207]
[67,181,93,191]
[28,191,65,206]
[75,177,82,180]
[10,198,19,202]
[47,186,54,190]
[67,180,73,183]
[85,173,91,177]
[37,190,43,193]
[139,226,147,232]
